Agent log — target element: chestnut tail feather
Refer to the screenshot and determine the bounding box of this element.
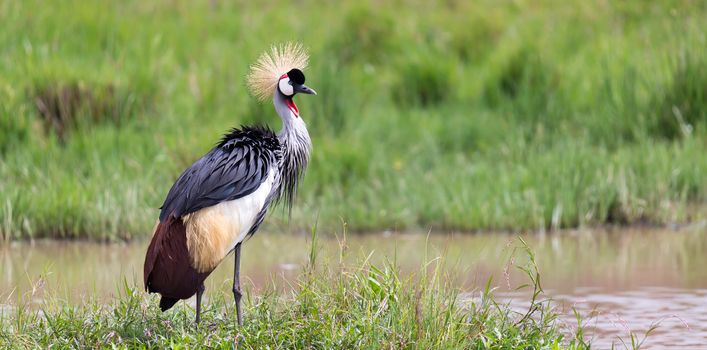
[144,216,213,309]
[159,297,180,311]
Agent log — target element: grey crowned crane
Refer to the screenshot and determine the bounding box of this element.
[143,43,316,325]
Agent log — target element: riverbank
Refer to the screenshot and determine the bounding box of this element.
[0,236,595,349]
[2,228,705,347]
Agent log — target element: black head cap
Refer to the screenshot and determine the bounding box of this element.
[287,68,305,85]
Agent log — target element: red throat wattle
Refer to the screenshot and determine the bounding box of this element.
[285,98,299,117]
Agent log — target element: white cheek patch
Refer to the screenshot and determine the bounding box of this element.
[278,78,294,96]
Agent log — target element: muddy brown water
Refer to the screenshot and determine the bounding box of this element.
[1,227,706,348]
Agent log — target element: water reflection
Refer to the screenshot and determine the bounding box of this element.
[1,226,706,348]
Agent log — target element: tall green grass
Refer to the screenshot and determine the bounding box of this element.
[0,0,705,239]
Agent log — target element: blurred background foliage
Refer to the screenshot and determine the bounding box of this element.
[0,0,705,240]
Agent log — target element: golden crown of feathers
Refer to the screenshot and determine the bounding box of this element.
[247,42,309,101]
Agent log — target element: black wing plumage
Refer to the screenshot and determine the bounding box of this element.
[159,126,280,222]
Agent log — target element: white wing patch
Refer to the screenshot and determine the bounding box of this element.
[225,168,276,249]
[184,169,276,272]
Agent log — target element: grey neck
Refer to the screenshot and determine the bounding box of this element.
[273,91,312,209]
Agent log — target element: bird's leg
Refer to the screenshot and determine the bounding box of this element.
[195,284,205,325]
[233,243,243,326]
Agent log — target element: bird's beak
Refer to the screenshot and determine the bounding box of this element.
[294,83,317,95]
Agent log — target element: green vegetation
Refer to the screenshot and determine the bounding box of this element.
[0,0,705,239]
[1,237,596,349]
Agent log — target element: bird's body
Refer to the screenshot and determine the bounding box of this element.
[144,43,315,323]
